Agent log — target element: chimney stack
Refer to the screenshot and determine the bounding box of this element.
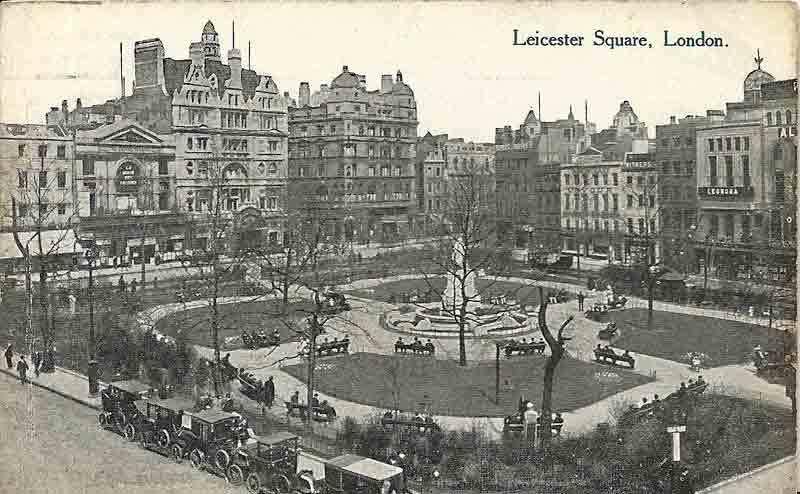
[76,98,82,109]
[299,82,310,107]
[396,70,403,83]
[669,115,676,124]
[189,42,204,67]
[61,99,69,123]
[228,48,242,88]
[381,74,393,93]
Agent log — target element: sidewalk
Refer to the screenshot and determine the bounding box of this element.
[0,354,102,411]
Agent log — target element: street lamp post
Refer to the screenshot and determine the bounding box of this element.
[86,246,99,396]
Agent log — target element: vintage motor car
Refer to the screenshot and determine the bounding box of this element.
[171,408,248,474]
[226,431,300,492]
[136,397,196,455]
[98,379,151,441]
[323,454,405,494]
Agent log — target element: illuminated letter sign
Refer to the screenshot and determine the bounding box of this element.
[115,162,141,192]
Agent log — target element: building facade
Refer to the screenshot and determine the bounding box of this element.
[42,21,290,262]
[416,132,448,232]
[287,66,418,243]
[694,55,797,281]
[495,107,593,261]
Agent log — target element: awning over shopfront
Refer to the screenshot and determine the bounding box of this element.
[0,229,83,260]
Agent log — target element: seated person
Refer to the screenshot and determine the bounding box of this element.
[311,393,320,409]
[638,397,649,409]
[342,336,350,344]
[319,400,334,416]
[272,329,280,342]
[623,350,631,359]
[323,337,330,345]
[696,375,705,386]
[290,391,300,406]
[396,337,404,346]
[596,344,603,352]
[553,412,564,425]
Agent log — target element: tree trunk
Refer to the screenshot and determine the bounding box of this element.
[306,314,318,432]
[540,347,560,446]
[458,303,467,366]
[211,266,221,396]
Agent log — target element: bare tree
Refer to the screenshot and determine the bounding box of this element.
[536,285,574,447]
[9,143,79,372]
[418,166,512,366]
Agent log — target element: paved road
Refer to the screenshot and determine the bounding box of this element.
[698,456,796,494]
[0,372,240,494]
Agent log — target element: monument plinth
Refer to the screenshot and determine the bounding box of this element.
[442,238,481,315]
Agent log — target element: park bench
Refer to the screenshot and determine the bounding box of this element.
[502,415,565,436]
[284,402,337,422]
[381,414,441,433]
[607,297,627,310]
[594,348,635,369]
[316,339,350,357]
[242,331,280,350]
[598,323,619,340]
[394,340,435,355]
[505,341,546,357]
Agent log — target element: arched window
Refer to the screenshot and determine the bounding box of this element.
[774,145,783,161]
[776,112,783,125]
[186,161,194,175]
[268,163,277,176]
[767,112,773,125]
[787,110,793,124]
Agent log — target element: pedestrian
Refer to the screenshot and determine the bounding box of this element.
[578,291,585,311]
[17,356,29,384]
[118,275,126,293]
[130,279,138,293]
[4,344,13,369]
[153,277,158,290]
[265,376,275,409]
[32,350,41,378]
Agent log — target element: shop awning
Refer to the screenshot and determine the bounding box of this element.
[0,229,83,260]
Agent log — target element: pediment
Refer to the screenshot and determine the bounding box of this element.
[103,126,163,144]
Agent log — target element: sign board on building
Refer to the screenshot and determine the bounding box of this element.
[698,186,753,199]
[115,162,141,192]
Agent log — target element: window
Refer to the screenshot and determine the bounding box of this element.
[716,138,722,150]
[159,160,169,175]
[187,137,193,150]
[37,144,47,158]
[626,176,633,185]
[55,145,66,159]
[368,167,375,177]
[81,158,94,176]
[649,219,656,234]
[592,194,599,211]
[708,139,715,152]
[612,194,618,211]
[564,195,570,210]
[58,204,66,215]
[649,195,655,208]
[637,194,644,208]
[709,156,717,186]
[39,171,47,188]
[186,161,194,176]
[17,170,27,188]
[612,173,618,186]
[776,112,782,125]
[734,137,741,151]
[742,156,750,186]
[743,137,750,150]
[593,174,599,185]
[18,144,25,157]
[725,156,734,186]
[672,136,681,147]
[787,110,793,124]
[725,137,731,151]
[638,218,645,234]
[330,125,336,134]
[724,215,734,237]
[627,218,634,233]
[268,197,278,209]
[57,171,66,188]
[710,215,719,235]
[637,176,644,186]
[565,174,571,185]
[627,194,634,208]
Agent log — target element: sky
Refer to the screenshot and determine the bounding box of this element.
[0,1,796,142]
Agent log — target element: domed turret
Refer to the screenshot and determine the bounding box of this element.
[744,50,774,97]
[203,20,216,34]
[331,65,360,89]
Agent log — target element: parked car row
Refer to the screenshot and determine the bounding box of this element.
[98,379,406,494]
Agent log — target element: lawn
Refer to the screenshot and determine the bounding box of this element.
[154,300,312,348]
[283,352,652,417]
[347,277,568,307]
[610,309,784,366]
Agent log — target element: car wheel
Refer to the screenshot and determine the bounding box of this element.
[215,449,231,470]
[246,472,262,494]
[271,473,291,493]
[171,444,184,463]
[157,429,171,449]
[190,449,205,470]
[123,423,137,442]
[227,464,244,486]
